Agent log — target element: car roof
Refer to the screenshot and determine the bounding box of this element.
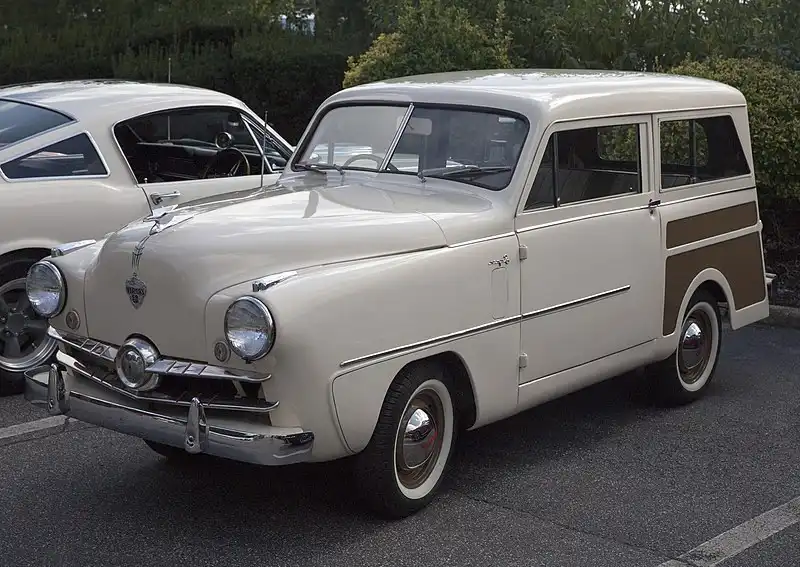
[0,79,253,122]
[327,69,747,120]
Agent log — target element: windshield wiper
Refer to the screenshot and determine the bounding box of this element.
[294,161,344,175]
[422,165,513,179]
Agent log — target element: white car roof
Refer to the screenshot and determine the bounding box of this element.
[0,80,255,123]
[326,69,747,121]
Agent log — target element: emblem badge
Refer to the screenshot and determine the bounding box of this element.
[125,274,147,309]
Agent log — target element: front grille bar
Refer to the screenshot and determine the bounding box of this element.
[60,352,279,414]
[49,327,270,383]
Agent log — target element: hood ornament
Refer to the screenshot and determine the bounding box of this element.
[125,221,163,309]
[123,212,196,309]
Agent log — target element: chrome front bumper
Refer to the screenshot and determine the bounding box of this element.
[25,362,314,466]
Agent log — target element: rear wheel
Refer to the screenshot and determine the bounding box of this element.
[0,253,54,396]
[648,288,723,406]
[353,361,457,519]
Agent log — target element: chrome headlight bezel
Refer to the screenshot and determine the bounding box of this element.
[224,296,276,362]
[25,260,66,318]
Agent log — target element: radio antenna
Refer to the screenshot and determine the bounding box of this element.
[260,110,268,188]
[167,57,172,83]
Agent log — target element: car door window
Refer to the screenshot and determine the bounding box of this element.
[523,123,641,210]
[113,107,286,184]
[1,133,107,180]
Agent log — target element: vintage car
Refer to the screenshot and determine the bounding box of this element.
[23,69,771,518]
[0,80,293,393]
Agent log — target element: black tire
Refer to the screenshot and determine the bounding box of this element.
[352,360,458,519]
[647,288,723,406]
[0,252,50,396]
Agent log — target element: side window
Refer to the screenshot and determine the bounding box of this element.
[523,123,641,211]
[659,115,750,189]
[1,133,107,180]
[113,107,285,184]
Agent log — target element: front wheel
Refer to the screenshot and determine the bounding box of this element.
[0,255,57,396]
[353,361,457,519]
[647,288,723,406]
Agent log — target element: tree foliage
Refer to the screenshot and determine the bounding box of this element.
[669,56,800,204]
[342,0,514,88]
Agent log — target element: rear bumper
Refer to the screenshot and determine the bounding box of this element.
[25,362,314,466]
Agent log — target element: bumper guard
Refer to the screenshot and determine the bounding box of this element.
[25,363,314,466]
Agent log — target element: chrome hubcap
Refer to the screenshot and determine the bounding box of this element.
[678,310,713,385]
[0,277,52,367]
[395,388,445,490]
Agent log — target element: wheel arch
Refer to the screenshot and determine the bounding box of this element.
[331,348,479,455]
[0,247,52,279]
[668,268,732,341]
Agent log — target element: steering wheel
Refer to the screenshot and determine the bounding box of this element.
[342,153,400,172]
[202,147,251,179]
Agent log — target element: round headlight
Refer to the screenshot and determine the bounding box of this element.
[224,297,275,361]
[26,261,66,318]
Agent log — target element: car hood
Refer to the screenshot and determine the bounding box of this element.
[80,176,491,359]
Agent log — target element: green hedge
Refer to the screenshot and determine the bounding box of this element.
[668,57,800,207]
[0,24,348,144]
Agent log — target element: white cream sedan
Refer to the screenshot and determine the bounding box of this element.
[23,70,770,518]
[0,80,293,393]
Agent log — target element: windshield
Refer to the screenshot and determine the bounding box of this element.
[0,100,74,151]
[295,103,529,190]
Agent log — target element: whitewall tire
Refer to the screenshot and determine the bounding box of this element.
[353,360,457,518]
[649,288,723,405]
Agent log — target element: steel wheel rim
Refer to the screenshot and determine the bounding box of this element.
[395,387,446,491]
[0,277,56,372]
[677,307,714,386]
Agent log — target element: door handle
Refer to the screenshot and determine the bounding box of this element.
[150,191,181,205]
[648,198,661,209]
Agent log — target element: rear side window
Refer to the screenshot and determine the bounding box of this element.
[0,100,73,150]
[659,115,750,189]
[1,133,107,180]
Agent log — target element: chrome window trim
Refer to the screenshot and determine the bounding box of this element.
[0,130,111,182]
[339,285,630,368]
[49,327,270,383]
[242,118,275,175]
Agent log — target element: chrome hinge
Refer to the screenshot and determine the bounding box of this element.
[519,244,528,261]
[518,353,528,369]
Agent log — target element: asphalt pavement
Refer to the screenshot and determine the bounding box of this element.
[0,323,798,567]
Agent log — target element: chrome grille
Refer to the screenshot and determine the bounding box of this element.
[49,327,277,414]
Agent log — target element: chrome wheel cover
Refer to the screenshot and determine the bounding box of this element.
[0,277,57,372]
[395,387,446,492]
[677,305,715,387]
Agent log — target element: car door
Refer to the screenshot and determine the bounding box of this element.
[514,115,662,385]
[112,106,289,208]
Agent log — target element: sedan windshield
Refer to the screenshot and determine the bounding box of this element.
[295,103,529,190]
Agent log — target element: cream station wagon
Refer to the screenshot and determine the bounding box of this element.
[23,70,771,518]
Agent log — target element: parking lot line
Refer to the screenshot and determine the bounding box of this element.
[657,495,800,567]
[0,415,92,447]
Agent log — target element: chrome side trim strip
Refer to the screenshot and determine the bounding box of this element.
[340,315,521,368]
[521,285,630,320]
[51,239,97,257]
[340,285,630,368]
[251,270,297,293]
[448,232,516,248]
[60,352,278,413]
[517,203,650,232]
[49,327,269,383]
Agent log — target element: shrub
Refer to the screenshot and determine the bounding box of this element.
[342,0,514,88]
[668,57,800,206]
